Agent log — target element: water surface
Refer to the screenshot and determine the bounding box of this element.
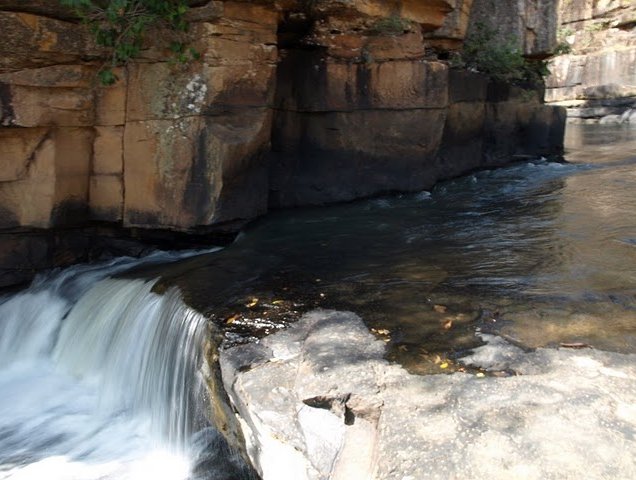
[167,124,636,373]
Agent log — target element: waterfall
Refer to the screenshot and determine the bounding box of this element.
[0,253,247,480]
[52,279,208,451]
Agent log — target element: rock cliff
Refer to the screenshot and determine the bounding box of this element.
[546,0,636,123]
[0,0,564,286]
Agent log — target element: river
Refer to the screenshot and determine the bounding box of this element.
[0,124,635,478]
[166,123,636,373]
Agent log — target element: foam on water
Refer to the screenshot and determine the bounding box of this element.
[0,253,223,480]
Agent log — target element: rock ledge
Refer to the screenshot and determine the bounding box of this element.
[221,310,636,480]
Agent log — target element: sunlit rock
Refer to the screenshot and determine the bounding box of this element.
[221,309,636,479]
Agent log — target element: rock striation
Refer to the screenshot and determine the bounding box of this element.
[546,0,636,123]
[220,309,636,480]
[0,0,564,286]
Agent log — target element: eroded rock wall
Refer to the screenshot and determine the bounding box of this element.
[467,0,559,57]
[269,1,563,206]
[0,0,564,286]
[546,0,636,122]
[0,1,278,285]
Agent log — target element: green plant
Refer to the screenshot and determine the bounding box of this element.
[554,26,574,55]
[60,0,198,85]
[585,21,610,32]
[553,41,572,55]
[454,22,548,85]
[458,23,524,81]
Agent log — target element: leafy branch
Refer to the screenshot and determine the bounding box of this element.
[60,0,198,85]
[452,22,549,85]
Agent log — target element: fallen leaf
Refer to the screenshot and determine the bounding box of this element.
[246,298,259,308]
[272,300,285,305]
[433,304,447,313]
[440,362,449,369]
[442,318,453,330]
[476,372,486,378]
[226,314,240,324]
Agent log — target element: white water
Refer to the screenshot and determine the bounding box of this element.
[0,254,214,480]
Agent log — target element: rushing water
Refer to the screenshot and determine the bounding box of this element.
[0,252,251,480]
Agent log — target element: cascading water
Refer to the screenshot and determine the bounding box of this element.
[0,253,249,480]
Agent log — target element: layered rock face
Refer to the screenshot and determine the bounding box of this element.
[270,0,563,206]
[467,0,558,57]
[546,0,636,123]
[0,0,564,286]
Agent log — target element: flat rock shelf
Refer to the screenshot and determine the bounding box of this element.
[221,310,636,480]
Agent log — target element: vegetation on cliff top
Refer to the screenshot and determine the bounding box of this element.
[60,0,197,84]
[452,22,549,85]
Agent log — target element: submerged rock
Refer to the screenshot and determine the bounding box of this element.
[221,310,636,480]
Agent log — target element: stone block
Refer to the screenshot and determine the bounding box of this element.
[0,65,96,127]
[276,54,448,112]
[0,12,99,72]
[482,101,565,160]
[123,109,271,230]
[0,127,49,181]
[270,108,447,206]
[317,28,425,61]
[443,101,486,143]
[426,0,473,41]
[90,175,123,222]
[95,68,127,126]
[559,0,594,24]
[1,85,94,127]
[581,48,636,91]
[126,62,276,122]
[222,1,278,29]
[93,126,123,176]
[0,127,91,228]
[400,0,455,29]
[448,69,488,103]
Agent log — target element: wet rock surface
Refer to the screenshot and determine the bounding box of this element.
[221,309,636,480]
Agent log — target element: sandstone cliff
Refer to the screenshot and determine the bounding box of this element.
[546,0,636,123]
[0,0,564,286]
